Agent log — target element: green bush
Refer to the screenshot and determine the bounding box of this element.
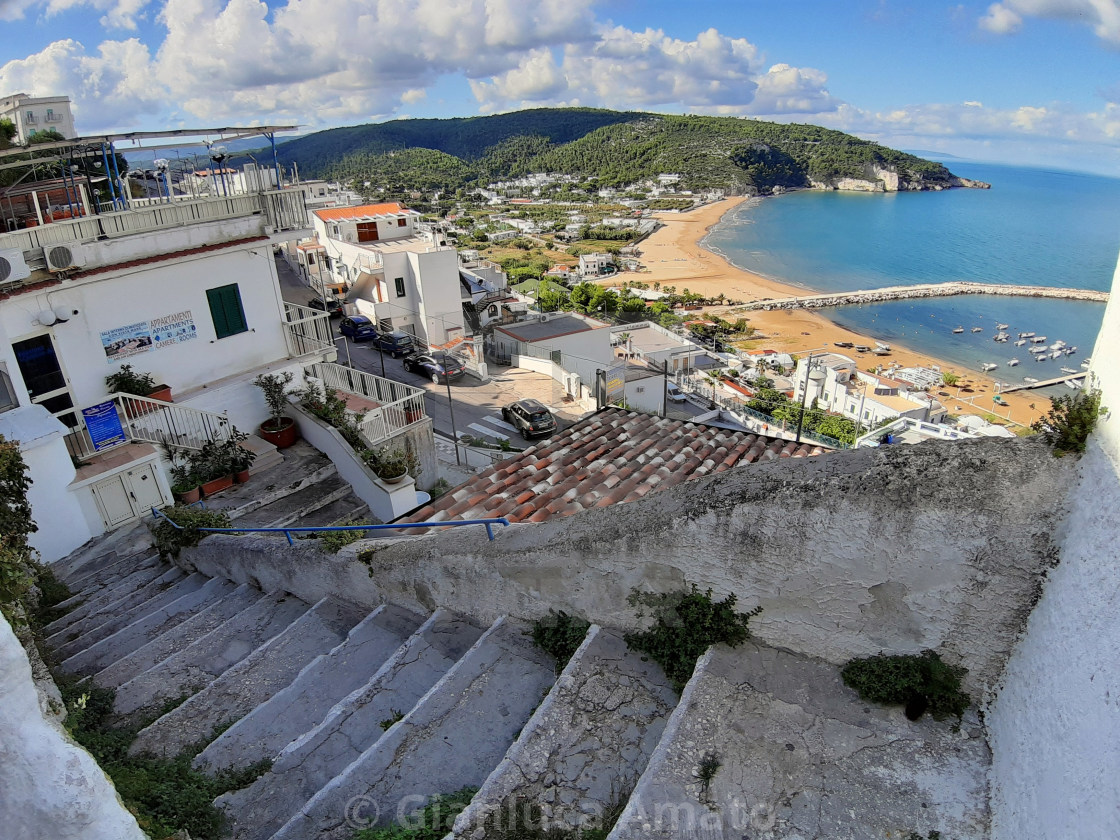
[152,505,232,559]
[314,521,371,553]
[57,677,269,840]
[531,611,591,672]
[841,650,970,721]
[624,586,761,692]
[1031,388,1105,455]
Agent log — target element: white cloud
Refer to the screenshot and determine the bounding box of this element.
[0,0,151,28]
[979,0,1120,44]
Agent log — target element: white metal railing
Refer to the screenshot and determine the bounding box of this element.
[284,302,335,357]
[306,361,427,448]
[63,392,231,459]
[0,189,309,254]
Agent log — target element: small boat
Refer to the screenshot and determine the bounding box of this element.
[1049,342,1064,351]
[997,323,1009,330]
[993,396,1008,405]
[1007,359,1020,367]
[994,333,1010,342]
[1030,336,1047,343]
[1065,379,1081,390]
[834,341,854,348]
[854,345,871,353]
[971,327,983,333]
[981,362,998,372]
[1022,331,1036,338]
[875,342,891,351]
[1060,367,1077,374]
[952,326,964,334]
[1024,377,1039,383]
[1081,359,1092,369]
[1050,350,1063,359]
[1029,346,1047,354]
[873,348,891,356]
[1064,346,1077,355]
[1014,339,1027,346]
[1035,354,1047,361]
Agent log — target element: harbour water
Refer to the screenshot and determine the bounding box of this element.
[703,161,1119,385]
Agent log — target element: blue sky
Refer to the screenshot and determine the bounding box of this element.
[1,0,1118,173]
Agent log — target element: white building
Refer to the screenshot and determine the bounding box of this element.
[794,353,941,428]
[308,203,466,348]
[610,321,705,371]
[0,92,77,142]
[0,130,435,562]
[493,312,612,393]
[578,253,615,278]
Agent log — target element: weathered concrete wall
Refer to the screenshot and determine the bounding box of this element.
[0,613,146,840]
[986,265,1120,840]
[181,436,1070,698]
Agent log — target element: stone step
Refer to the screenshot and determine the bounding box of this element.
[50,567,191,659]
[232,473,353,530]
[270,617,557,840]
[217,609,484,840]
[451,626,677,838]
[242,434,282,475]
[196,603,425,774]
[45,556,163,637]
[287,491,371,530]
[129,597,367,759]
[112,591,311,721]
[606,642,991,840]
[58,577,239,677]
[93,584,265,691]
[51,519,155,586]
[203,440,337,522]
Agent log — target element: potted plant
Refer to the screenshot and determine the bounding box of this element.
[253,371,299,448]
[191,438,234,497]
[222,427,256,483]
[366,447,410,484]
[106,364,173,416]
[169,461,201,504]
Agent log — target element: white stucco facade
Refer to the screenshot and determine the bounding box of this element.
[986,259,1120,840]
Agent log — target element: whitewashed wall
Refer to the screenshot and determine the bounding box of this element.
[987,258,1120,840]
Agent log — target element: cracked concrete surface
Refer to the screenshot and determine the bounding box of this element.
[454,626,677,837]
[610,641,990,840]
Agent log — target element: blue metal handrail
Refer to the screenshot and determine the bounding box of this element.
[151,506,510,544]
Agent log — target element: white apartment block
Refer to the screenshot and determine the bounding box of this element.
[794,353,941,428]
[308,203,465,347]
[578,253,615,277]
[0,93,77,142]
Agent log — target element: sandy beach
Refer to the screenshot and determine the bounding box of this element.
[624,198,1048,427]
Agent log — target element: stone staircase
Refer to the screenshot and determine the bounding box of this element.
[42,441,991,840]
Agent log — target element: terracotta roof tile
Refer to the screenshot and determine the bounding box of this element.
[396,408,830,530]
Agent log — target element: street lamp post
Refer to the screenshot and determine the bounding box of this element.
[445,375,461,466]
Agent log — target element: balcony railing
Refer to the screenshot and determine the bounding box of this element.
[0,189,310,254]
[306,361,427,448]
[283,303,335,358]
[64,393,231,461]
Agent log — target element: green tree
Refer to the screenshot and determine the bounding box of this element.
[0,435,37,617]
[569,282,595,312]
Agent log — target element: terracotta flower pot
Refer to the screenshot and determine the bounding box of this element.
[147,384,173,403]
[379,472,407,485]
[174,486,201,504]
[259,417,299,449]
[200,474,234,498]
[234,468,251,484]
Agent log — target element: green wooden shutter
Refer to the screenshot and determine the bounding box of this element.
[206,284,247,339]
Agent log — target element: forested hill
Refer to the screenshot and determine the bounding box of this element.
[272,109,969,195]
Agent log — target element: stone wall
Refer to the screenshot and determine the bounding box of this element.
[181,436,1071,699]
[985,259,1120,840]
[0,614,146,840]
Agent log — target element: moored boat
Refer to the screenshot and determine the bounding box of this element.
[952,326,964,334]
[1007,359,1020,367]
[981,362,998,372]
[1015,339,1027,346]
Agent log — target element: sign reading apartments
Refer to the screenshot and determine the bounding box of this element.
[101,310,198,361]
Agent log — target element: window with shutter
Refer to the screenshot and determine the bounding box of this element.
[206,284,248,339]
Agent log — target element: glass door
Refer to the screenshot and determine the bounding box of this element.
[12,333,78,429]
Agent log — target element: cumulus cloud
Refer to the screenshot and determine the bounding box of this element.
[978,0,1120,44]
[0,0,151,28]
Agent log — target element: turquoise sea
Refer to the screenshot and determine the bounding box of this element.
[702,161,1120,389]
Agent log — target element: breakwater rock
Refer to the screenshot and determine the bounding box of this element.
[736,281,1108,312]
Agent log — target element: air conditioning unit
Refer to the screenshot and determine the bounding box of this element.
[0,248,30,286]
[44,243,88,273]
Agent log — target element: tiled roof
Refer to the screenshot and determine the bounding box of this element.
[401,408,828,530]
[313,203,408,221]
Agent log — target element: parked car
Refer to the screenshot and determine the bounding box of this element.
[666,383,687,403]
[308,296,344,318]
[338,315,378,341]
[372,330,414,358]
[403,351,466,383]
[502,398,557,440]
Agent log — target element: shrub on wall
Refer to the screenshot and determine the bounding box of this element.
[841,650,969,721]
[1032,388,1106,455]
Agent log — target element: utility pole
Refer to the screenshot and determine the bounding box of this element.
[794,347,830,443]
[661,358,669,419]
[445,375,461,466]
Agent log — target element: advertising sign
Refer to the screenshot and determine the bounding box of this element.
[101,310,197,361]
[81,401,127,452]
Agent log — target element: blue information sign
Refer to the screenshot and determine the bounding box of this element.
[82,401,127,452]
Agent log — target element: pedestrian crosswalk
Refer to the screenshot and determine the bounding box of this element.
[467,412,519,443]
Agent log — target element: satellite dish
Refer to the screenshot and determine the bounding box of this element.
[37,309,57,326]
[52,306,71,322]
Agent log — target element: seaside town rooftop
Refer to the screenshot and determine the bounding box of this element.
[399,407,828,528]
